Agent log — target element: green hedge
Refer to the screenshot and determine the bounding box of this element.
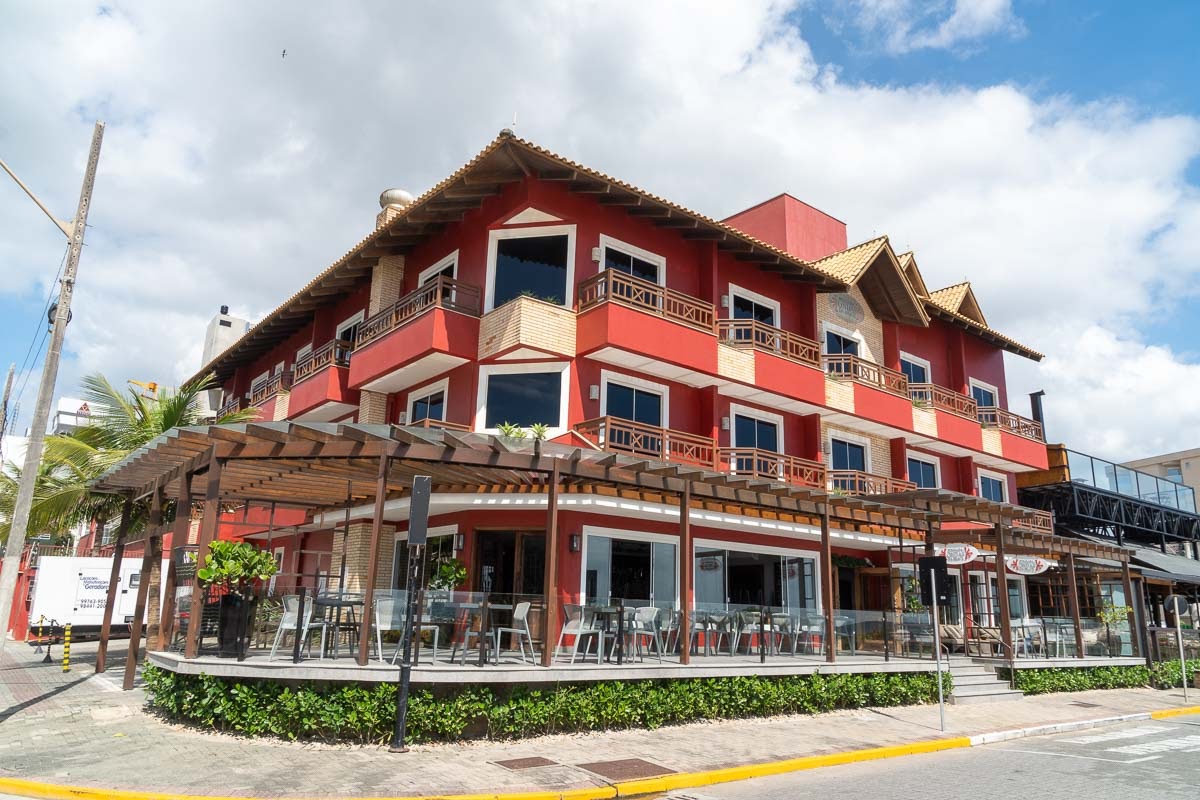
[142,666,951,744]
[1001,660,1200,695]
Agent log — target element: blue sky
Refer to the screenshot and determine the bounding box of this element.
[1,1,1198,460]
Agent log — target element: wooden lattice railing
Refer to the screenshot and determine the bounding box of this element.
[823,354,909,398]
[978,406,1045,442]
[249,371,293,407]
[356,276,481,349]
[828,470,916,496]
[293,338,353,383]
[577,269,715,334]
[718,448,826,489]
[574,416,716,467]
[908,383,978,419]
[718,319,820,368]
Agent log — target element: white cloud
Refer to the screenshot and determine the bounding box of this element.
[0,0,1197,463]
[841,0,1026,54]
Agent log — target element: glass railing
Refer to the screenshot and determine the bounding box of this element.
[1066,449,1196,513]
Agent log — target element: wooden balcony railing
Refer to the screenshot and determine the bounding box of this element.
[574,416,715,468]
[410,417,471,432]
[577,269,715,334]
[823,354,909,398]
[356,276,481,349]
[718,448,825,489]
[718,319,820,368]
[977,406,1045,442]
[249,371,293,407]
[828,470,916,496]
[1013,508,1054,534]
[908,383,978,419]
[293,338,353,383]
[217,396,242,417]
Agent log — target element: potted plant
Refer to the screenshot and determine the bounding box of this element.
[429,556,468,591]
[196,540,278,658]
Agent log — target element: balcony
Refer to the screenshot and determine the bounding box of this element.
[574,416,715,468]
[1013,508,1054,534]
[289,339,358,421]
[250,371,292,407]
[349,276,482,394]
[217,396,243,417]
[719,448,825,490]
[978,406,1044,442]
[823,354,908,397]
[717,320,820,368]
[828,470,916,496]
[576,270,719,382]
[909,383,977,419]
[410,417,471,432]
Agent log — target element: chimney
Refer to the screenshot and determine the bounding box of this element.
[377,188,415,228]
[220,304,229,315]
[1029,390,1046,435]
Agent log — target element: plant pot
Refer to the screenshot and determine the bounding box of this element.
[216,593,257,658]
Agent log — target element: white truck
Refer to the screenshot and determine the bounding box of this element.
[29,556,168,635]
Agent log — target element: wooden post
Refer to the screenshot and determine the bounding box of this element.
[124,485,164,690]
[540,460,561,668]
[821,504,836,664]
[993,523,1013,656]
[1121,561,1138,658]
[95,495,133,674]
[158,469,193,650]
[678,482,692,666]
[185,456,223,659]
[357,455,390,667]
[1065,553,1084,659]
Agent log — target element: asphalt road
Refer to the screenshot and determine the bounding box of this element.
[655,718,1200,800]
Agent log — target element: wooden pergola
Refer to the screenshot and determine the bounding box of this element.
[90,424,1033,685]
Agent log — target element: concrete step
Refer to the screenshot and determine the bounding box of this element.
[952,673,1007,687]
[949,688,1025,705]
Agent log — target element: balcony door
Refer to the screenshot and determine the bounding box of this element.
[601,373,667,458]
[732,408,781,478]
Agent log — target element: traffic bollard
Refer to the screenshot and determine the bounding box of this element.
[62,624,72,672]
[34,616,44,654]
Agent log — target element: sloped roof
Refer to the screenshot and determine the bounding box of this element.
[929,281,988,326]
[926,282,1042,361]
[811,237,928,327]
[896,252,930,298]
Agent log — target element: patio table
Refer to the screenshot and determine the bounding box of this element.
[584,604,630,663]
[314,593,364,659]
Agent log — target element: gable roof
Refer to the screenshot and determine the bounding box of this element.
[929,281,987,326]
[926,282,1042,361]
[896,252,931,298]
[810,237,929,327]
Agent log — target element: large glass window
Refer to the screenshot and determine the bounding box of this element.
[907,456,938,489]
[732,293,776,326]
[394,533,454,589]
[584,534,676,608]
[493,235,569,307]
[825,330,859,356]
[831,438,867,472]
[606,382,662,427]
[979,473,1006,502]
[734,414,778,452]
[409,388,445,423]
[970,381,996,408]
[693,545,816,610]
[900,357,928,384]
[604,246,659,284]
[483,371,562,428]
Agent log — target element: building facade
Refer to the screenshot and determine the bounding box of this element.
[196,132,1051,632]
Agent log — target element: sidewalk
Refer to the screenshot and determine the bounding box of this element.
[1,639,1196,799]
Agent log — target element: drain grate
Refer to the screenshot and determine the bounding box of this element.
[493,756,558,770]
[1070,701,1103,708]
[577,758,676,781]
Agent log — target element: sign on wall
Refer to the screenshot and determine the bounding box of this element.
[1005,556,1050,575]
[934,543,980,566]
[830,293,865,325]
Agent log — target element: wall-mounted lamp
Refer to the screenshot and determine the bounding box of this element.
[589,384,600,401]
[454,533,465,551]
[569,534,582,553]
[721,416,730,431]
[397,411,408,425]
[720,295,730,308]
[590,246,601,263]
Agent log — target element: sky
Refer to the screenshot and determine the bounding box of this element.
[0,0,1198,463]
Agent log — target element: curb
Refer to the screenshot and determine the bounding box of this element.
[2,706,1199,800]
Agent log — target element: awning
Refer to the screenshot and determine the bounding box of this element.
[1062,527,1200,584]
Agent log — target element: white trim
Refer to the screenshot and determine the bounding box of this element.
[419,250,459,285]
[728,402,785,454]
[394,524,458,543]
[694,537,818,559]
[905,449,941,489]
[475,361,572,437]
[827,429,872,472]
[485,224,577,312]
[977,467,1009,502]
[599,369,669,428]
[274,360,286,375]
[406,377,449,424]
[336,310,365,341]
[969,377,1000,407]
[727,283,781,327]
[598,234,666,287]
[899,351,932,383]
[579,525,679,607]
[251,370,269,392]
[820,320,867,357]
[295,343,313,363]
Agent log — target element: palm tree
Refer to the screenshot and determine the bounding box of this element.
[0,373,256,547]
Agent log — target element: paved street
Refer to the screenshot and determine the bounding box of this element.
[657,718,1200,800]
[2,638,1199,798]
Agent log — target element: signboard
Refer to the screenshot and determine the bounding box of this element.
[29,556,165,629]
[934,543,979,566]
[918,556,951,606]
[1005,556,1050,575]
[830,293,865,325]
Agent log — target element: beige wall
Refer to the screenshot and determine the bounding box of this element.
[816,285,883,364]
[823,423,893,477]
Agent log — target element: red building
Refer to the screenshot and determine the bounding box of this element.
[196,131,1050,633]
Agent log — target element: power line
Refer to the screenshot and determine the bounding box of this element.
[8,245,70,434]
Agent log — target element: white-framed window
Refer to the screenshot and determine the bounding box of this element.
[899,351,931,385]
[419,250,458,285]
[978,467,1008,502]
[600,369,668,428]
[394,524,458,590]
[274,360,286,375]
[729,402,784,453]
[296,343,313,364]
[828,429,871,472]
[969,377,999,409]
[580,525,678,608]
[598,234,665,286]
[727,283,781,328]
[485,224,577,312]
[337,310,366,346]
[475,362,571,437]
[694,537,821,611]
[820,320,865,358]
[906,450,941,489]
[407,377,449,424]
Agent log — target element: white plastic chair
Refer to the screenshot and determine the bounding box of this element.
[374,593,439,664]
[268,594,327,660]
[492,601,536,663]
[555,604,604,664]
[631,606,665,662]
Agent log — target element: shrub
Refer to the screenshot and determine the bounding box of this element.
[142,666,950,744]
[1149,659,1200,689]
[1000,665,1151,695]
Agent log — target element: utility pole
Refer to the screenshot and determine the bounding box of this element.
[0,122,104,652]
[0,363,14,460]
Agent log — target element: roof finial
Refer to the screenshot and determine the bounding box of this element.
[500,112,518,139]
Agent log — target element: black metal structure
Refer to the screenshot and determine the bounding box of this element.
[1019,481,1200,551]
